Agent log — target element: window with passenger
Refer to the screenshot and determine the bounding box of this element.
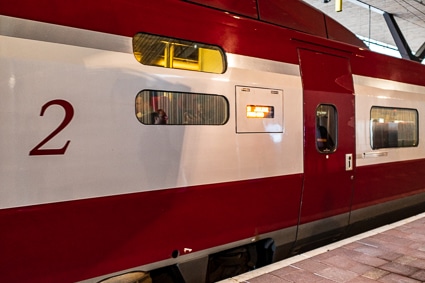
[135,90,229,125]
[370,106,418,149]
[316,104,337,153]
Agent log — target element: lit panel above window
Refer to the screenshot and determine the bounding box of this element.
[133,33,226,74]
[236,86,283,133]
[246,105,274,118]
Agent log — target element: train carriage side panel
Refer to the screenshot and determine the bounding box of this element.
[352,75,425,226]
[0,10,305,283]
[2,0,425,282]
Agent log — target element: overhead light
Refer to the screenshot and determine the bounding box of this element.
[336,0,342,11]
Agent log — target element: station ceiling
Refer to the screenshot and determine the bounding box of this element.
[303,0,425,57]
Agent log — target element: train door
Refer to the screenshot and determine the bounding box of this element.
[297,49,355,242]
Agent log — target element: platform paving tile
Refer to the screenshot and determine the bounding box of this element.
[247,273,289,283]
[373,233,416,249]
[406,232,425,242]
[269,265,300,278]
[343,241,371,250]
[379,261,420,277]
[394,255,425,268]
[361,268,389,280]
[320,255,374,274]
[400,225,425,237]
[406,249,425,261]
[360,237,398,252]
[384,229,410,240]
[291,258,329,273]
[277,268,335,283]
[353,245,387,257]
[411,269,425,281]
[377,251,404,262]
[315,266,359,282]
[407,259,425,270]
[347,276,383,283]
[350,252,389,267]
[409,241,425,251]
[313,246,363,262]
[354,238,384,249]
[377,273,421,283]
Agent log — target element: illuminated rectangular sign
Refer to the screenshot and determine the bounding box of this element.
[236,86,283,133]
[246,105,274,118]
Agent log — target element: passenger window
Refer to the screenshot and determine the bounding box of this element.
[316,104,337,153]
[370,107,418,149]
[135,90,229,125]
[133,33,226,74]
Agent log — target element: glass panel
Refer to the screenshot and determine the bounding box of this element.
[133,33,226,73]
[246,105,274,118]
[316,104,337,152]
[370,107,418,149]
[136,90,229,125]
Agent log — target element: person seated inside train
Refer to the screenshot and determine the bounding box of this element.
[316,126,335,151]
[183,101,207,124]
[151,109,168,124]
[136,95,153,122]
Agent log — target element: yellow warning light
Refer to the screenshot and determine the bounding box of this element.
[246,105,274,118]
[336,0,342,12]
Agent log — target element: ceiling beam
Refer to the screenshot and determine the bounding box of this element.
[383,12,422,62]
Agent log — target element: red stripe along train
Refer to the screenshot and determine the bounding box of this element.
[1,0,425,282]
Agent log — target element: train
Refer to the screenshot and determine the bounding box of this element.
[1,0,425,282]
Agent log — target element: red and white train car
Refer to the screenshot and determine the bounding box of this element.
[1,0,425,282]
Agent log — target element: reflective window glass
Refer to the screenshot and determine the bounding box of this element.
[370,107,418,149]
[133,33,226,73]
[136,90,229,125]
[316,104,337,152]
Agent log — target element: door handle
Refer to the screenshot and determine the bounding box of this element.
[345,153,353,171]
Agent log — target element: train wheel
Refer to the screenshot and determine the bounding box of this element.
[206,238,275,283]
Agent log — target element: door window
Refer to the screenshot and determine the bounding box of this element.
[316,104,337,153]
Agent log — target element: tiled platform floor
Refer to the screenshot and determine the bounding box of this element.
[219,212,425,283]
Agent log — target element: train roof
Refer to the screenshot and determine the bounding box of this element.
[186,0,367,49]
[0,0,366,49]
[5,0,425,87]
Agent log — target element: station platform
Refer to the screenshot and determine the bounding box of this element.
[219,212,425,283]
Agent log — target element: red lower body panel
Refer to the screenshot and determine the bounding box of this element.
[354,159,425,210]
[3,159,425,283]
[0,174,302,283]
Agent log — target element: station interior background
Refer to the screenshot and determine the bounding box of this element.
[303,0,425,63]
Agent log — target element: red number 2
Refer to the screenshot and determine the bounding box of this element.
[29,99,74,156]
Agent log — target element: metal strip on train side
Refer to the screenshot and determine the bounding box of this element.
[0,15,132,54]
